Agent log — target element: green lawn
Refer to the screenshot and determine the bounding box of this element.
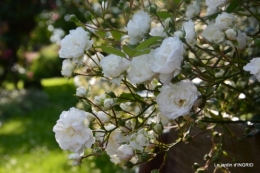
[0,78,131,173]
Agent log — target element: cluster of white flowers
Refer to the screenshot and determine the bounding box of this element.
[201,11,251,50]
[53,0,258,170]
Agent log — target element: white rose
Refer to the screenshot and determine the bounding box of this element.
[149,36,184,78]
[215,12,235,31]
[104,98,114,109]
[156,80,198,119]
[86,112,95,122]
[243,57,260,81]
[182,20,196,46]
[105,129,126,156]
[76,87,86,97]
[174,30,184,39]
[236,31,249,50]
[202,24,224,43]
[59,27,93,59]
[61,59,74,77]
[206,7,217,16]
[117,145,134,162]
[186,0,201,19]
[94,129,105,142]
[100,54,130,78]
[126,10,151,44]
[206,0,227,8]
[96,111,110,123]
[150,23,167,37]
[93,94,106,106]
[127,53,155,84]
[120,102,132,112]
[225,29,237,40]
[129,129,149,151]
[53,107,95,155]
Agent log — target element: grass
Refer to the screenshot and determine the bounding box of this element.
[0,78,132,173]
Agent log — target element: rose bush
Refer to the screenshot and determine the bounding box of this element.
[53,0,260,172]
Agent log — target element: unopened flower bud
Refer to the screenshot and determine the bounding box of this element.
[92,146,103,157]
[148,4,157,14]
[124,161,134,169]
[104,98,114,109]
[70,14,79,22]
[117,144,134,162]
[192,162,200,170]
[84,11,92,20]
[196,168,206,173]
[76,87,86,97]
[225,29,237,40]
[164,18,174,29]
[153,123,163,134]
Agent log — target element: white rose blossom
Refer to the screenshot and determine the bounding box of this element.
[93,94,106,106]
[117,144,134,162]
[53,107,95,155]
[76,87,86,97]
[186,0,201,19]
[120,102,132,112]
[104,98,114,109]
[129,129,150,151]
[236,31,249,50]
[105,129,126,156]
[149,36,184,84]
[225,29,237,40]
[156,80,198,120]
[61,59,74,77]
[182,20,196,46]
[100,54,130,78]
[150,23,167,37]
[96,111,110,123]
[126,10,151,44]
[127,53,155,84]
[243,57,260,81]
[59,27,93,60]
[205,0,228,15]
[215,12,235,31]
[206,0,227,9]
[202,24,225,44]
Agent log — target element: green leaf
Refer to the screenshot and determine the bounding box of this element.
[226,1,239,13]
[156,11,171,19]
[254,38,260,48]
[95,30,106,38]
[117,92,143,103]
[136,36,162,50]
[123,45,151,57]
[110,31,122,41]
[97,46,126,57]
[106,91,117,98]
[173,0,181,4]
[151,169,160,173]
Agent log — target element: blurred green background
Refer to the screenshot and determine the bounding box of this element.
[0,78,129,173]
